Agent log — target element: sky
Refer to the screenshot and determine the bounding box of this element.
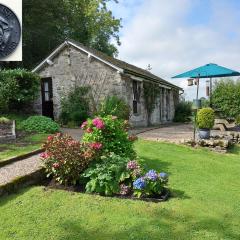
[108,0,240,100]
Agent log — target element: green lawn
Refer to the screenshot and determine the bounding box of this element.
[0,140,240,239]
[0,134,48,161]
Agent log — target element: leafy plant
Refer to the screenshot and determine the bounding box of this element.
[20,116,60,133]
[98,95,130,120]
[197,108,215,129]
[81,153,133,196]
[173,101,192,122]
[133,170,168,198]
[0,117,11,124]
[236,115,240,125]
[60,87,90,126]
[143,82,160,125]
[0,69,40,113]
[212,79,240,118]
[82,115,137,159]
[41,134,97,185]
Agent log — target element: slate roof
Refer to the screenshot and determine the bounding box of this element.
[33,39,181,90]
[69,39,181,90]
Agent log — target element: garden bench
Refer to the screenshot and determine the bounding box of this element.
[213,119,236,132]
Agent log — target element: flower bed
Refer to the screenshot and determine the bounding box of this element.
[41,116,170,201]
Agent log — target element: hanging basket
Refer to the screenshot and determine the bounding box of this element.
[187,79,194,86]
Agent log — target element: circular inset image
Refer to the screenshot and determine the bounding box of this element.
[0,4,21,59]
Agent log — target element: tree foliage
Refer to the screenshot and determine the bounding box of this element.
[0,69,40,113]
[1,0,121,69]
[212,79,240,118]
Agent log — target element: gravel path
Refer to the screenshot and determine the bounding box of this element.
[0,154,42,186]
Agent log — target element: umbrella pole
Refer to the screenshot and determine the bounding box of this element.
[209,77,212,107]
[194,78,200,142]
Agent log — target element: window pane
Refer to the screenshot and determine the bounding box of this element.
[44,82,49,91]
[133,100,138,114]
[45,92,50,101]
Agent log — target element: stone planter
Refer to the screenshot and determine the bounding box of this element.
[0,120,16,143]
[198,128,210,139]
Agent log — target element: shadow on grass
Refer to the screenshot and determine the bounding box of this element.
[140,156,172,173]
[170,188,190,200]
[228,145,240,155]
[58,208,240,240]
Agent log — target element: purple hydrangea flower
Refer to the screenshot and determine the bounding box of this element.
[145,170,158,181]
[133,178,146,190]
[159,172,168,180]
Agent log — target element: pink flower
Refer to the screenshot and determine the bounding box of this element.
[40,152,49,159]
[89,142,103,150]
[86,127,93,133]
[92,118,105,129]
[47,135,53,141]
[53,162,60,168]
[81,121,88,129]
[127,161,139,170]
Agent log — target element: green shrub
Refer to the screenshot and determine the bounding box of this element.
[174,101,192,122]
[197,108,215,129]
[82,115,136,159]
[212,79,240,118]
[20,116,60,133]
[81,153,136,196]
[42,134,97,185]
[0,69,40,113]
[0,117,11,124]
[60,87,90,126]
[236,115,240,125]
[98,95,130,120]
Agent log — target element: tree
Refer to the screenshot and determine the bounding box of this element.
[212,78,240,118]
[1,0,121,70]
[0,69,40,113]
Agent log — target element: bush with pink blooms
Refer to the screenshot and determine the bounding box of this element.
[41,133,97,185]
[82,115,137,159]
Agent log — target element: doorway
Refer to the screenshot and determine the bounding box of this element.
[41,77,54,119]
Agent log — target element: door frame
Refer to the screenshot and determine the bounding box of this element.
[41,77,54,119]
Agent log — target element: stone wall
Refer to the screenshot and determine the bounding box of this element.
[35,45,123,119]
[34,45,178,127]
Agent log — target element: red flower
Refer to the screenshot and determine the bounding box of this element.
[40,152,49,159]
[89,142,103,150]
[47,135,53,141]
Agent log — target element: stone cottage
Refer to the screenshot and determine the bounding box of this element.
[32,39,182,127]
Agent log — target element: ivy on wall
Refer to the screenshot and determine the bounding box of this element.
[143,82,160,125]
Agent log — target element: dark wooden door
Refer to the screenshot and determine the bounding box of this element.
[41,78,54,119]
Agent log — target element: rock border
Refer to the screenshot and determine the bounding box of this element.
[0,148,44,168]
[0,168,46,197]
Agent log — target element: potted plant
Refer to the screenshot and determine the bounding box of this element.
[196,108,215,139]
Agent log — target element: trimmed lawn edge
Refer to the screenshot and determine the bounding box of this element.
[0,168,46,197]
[0,148,44,168]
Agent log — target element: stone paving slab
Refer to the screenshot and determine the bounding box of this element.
[0,154,42,186]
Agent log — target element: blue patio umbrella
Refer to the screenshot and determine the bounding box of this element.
[172,63,240,140]
[172,63,240,79]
